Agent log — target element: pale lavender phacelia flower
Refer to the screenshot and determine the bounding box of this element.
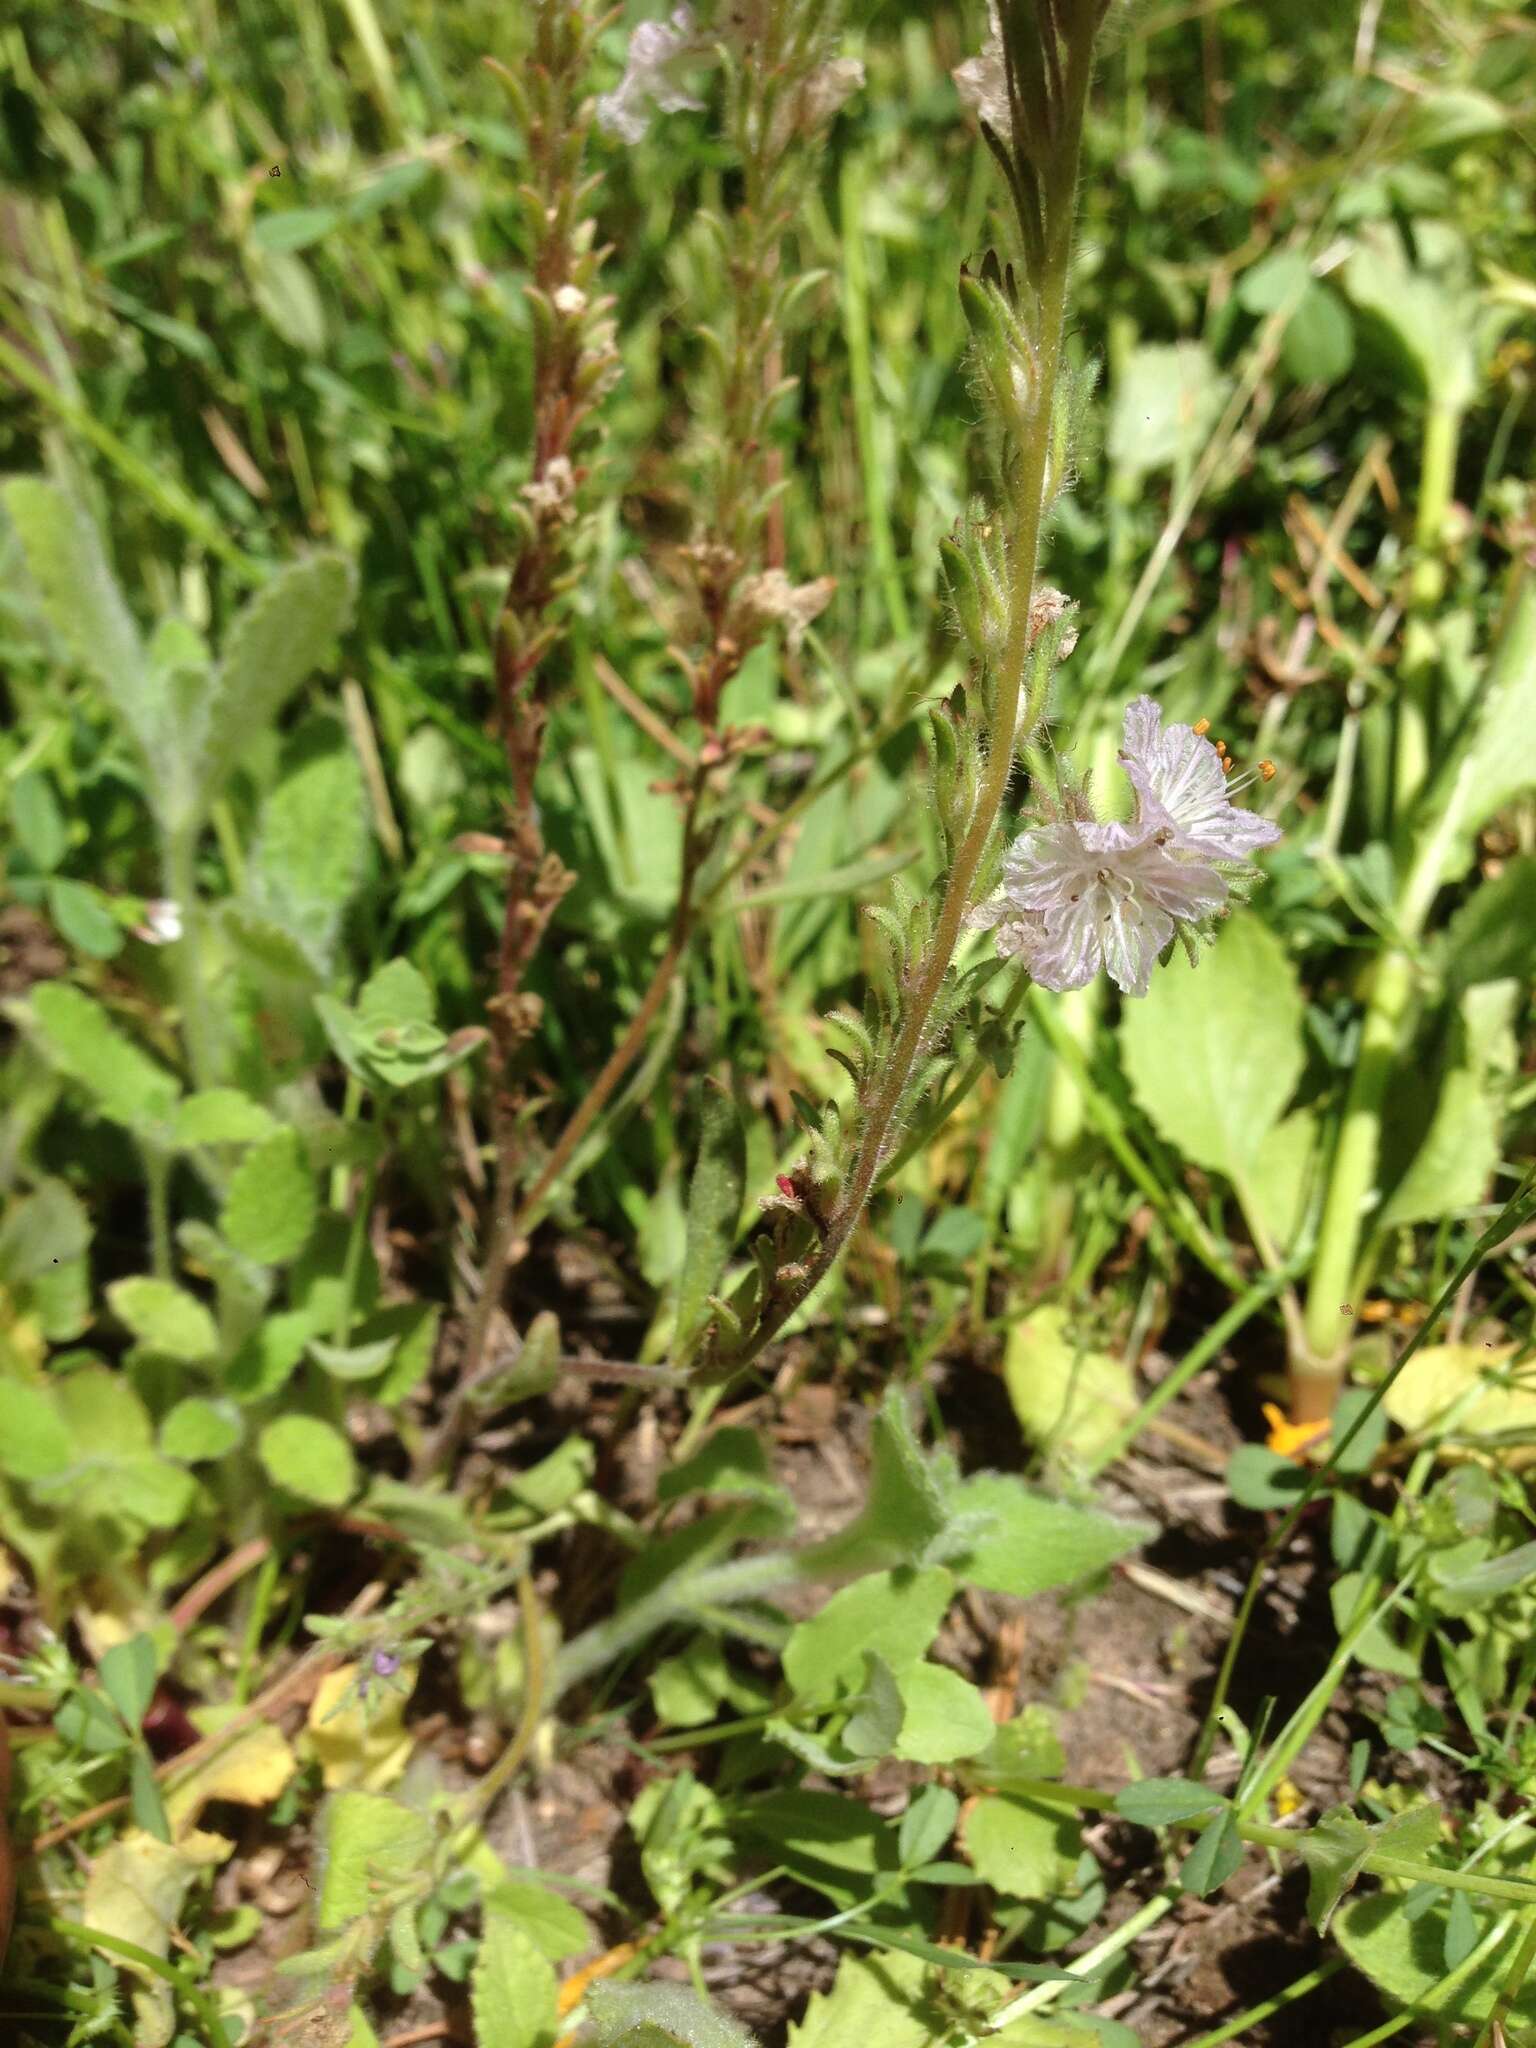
[968,695,1280,998]
[952,2,1007,132]
[596,6,708,144]
[1117,695,1282,862]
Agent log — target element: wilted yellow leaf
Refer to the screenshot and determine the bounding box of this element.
[165,1719,297,1835]
[80,1826,229,2047]
[304,1662,417,1791]
[1382,1340,1536,1443]
[1003,1305,1135,1466]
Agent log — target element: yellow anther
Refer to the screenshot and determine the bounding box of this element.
[1259,759,1276,781]
[1192,717,1211,736]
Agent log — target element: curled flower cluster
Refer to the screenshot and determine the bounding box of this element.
[968,696,1281,997]
[596,5,863,148]
[596,6,708,143]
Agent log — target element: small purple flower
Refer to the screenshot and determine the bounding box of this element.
[371,1648,402,1680]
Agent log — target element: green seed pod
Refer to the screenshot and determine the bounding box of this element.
[940,537,987,665]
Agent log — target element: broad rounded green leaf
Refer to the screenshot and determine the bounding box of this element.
[471,1907,558,2048]
[479,1879,590,1962]
[248,735,369,974]
[0,1178,90,1285]
[788,1949,1102,2048]
[317,1790,432,1929]
[1119,913,1304,1186]
[1384,1339,1536,1442]
[963,1794,1081,1900]
[1225,1446,1306,1510]
[954,1474,1149,1596]
[220,1128,318,1265]
[1245,1109,1319,1251]
[1002,1306,1134,1465]
[257,1414,357,1506]
[783,1567,951,1705]
[47,878,124,959]
[892,1663,995,1764]
[1281,283,1354,384]
[160,1396,242,1463]
[1107,341,1227,479]
[173,1089,277,1148]
[359,957,434,1028]
[108,1276,218,1361]
[586,1982,754,2048]
[0,1381,74,1481]
[1334,1885,1536,2027]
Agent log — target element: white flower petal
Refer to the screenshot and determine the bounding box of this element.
[1118,693,1282,861]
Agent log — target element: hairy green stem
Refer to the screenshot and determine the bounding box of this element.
[550,1549,802,1702]
[143,1143,172,1281]
[164,828,216,1090]
[718,35,1098,1379]
[332,1152,378,1350]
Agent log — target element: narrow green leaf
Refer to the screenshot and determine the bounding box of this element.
[129,1749,174,1844]
[674,1081,746,1356]
[1114,1778,1227,1828]
[2,478,156,758]
[99,1636,158,1730]
[1179,1809,1242,1897]
[24,982,180,1133]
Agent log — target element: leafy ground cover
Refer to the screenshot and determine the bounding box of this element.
[1,2,1535,2045]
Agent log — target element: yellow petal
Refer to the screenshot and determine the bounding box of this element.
[1262,1402,1330,1460]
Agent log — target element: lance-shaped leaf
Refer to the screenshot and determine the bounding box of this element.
[197,553,355,806]
[674,1079,746,1359]
[2,478,156,761]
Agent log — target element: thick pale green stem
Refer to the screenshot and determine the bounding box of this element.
[1297,945,1417,1402]
[1411,400,1460,612]
[143,1143,172,1281]
[1297,570,1536,1413]
[164,828,217,1090]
